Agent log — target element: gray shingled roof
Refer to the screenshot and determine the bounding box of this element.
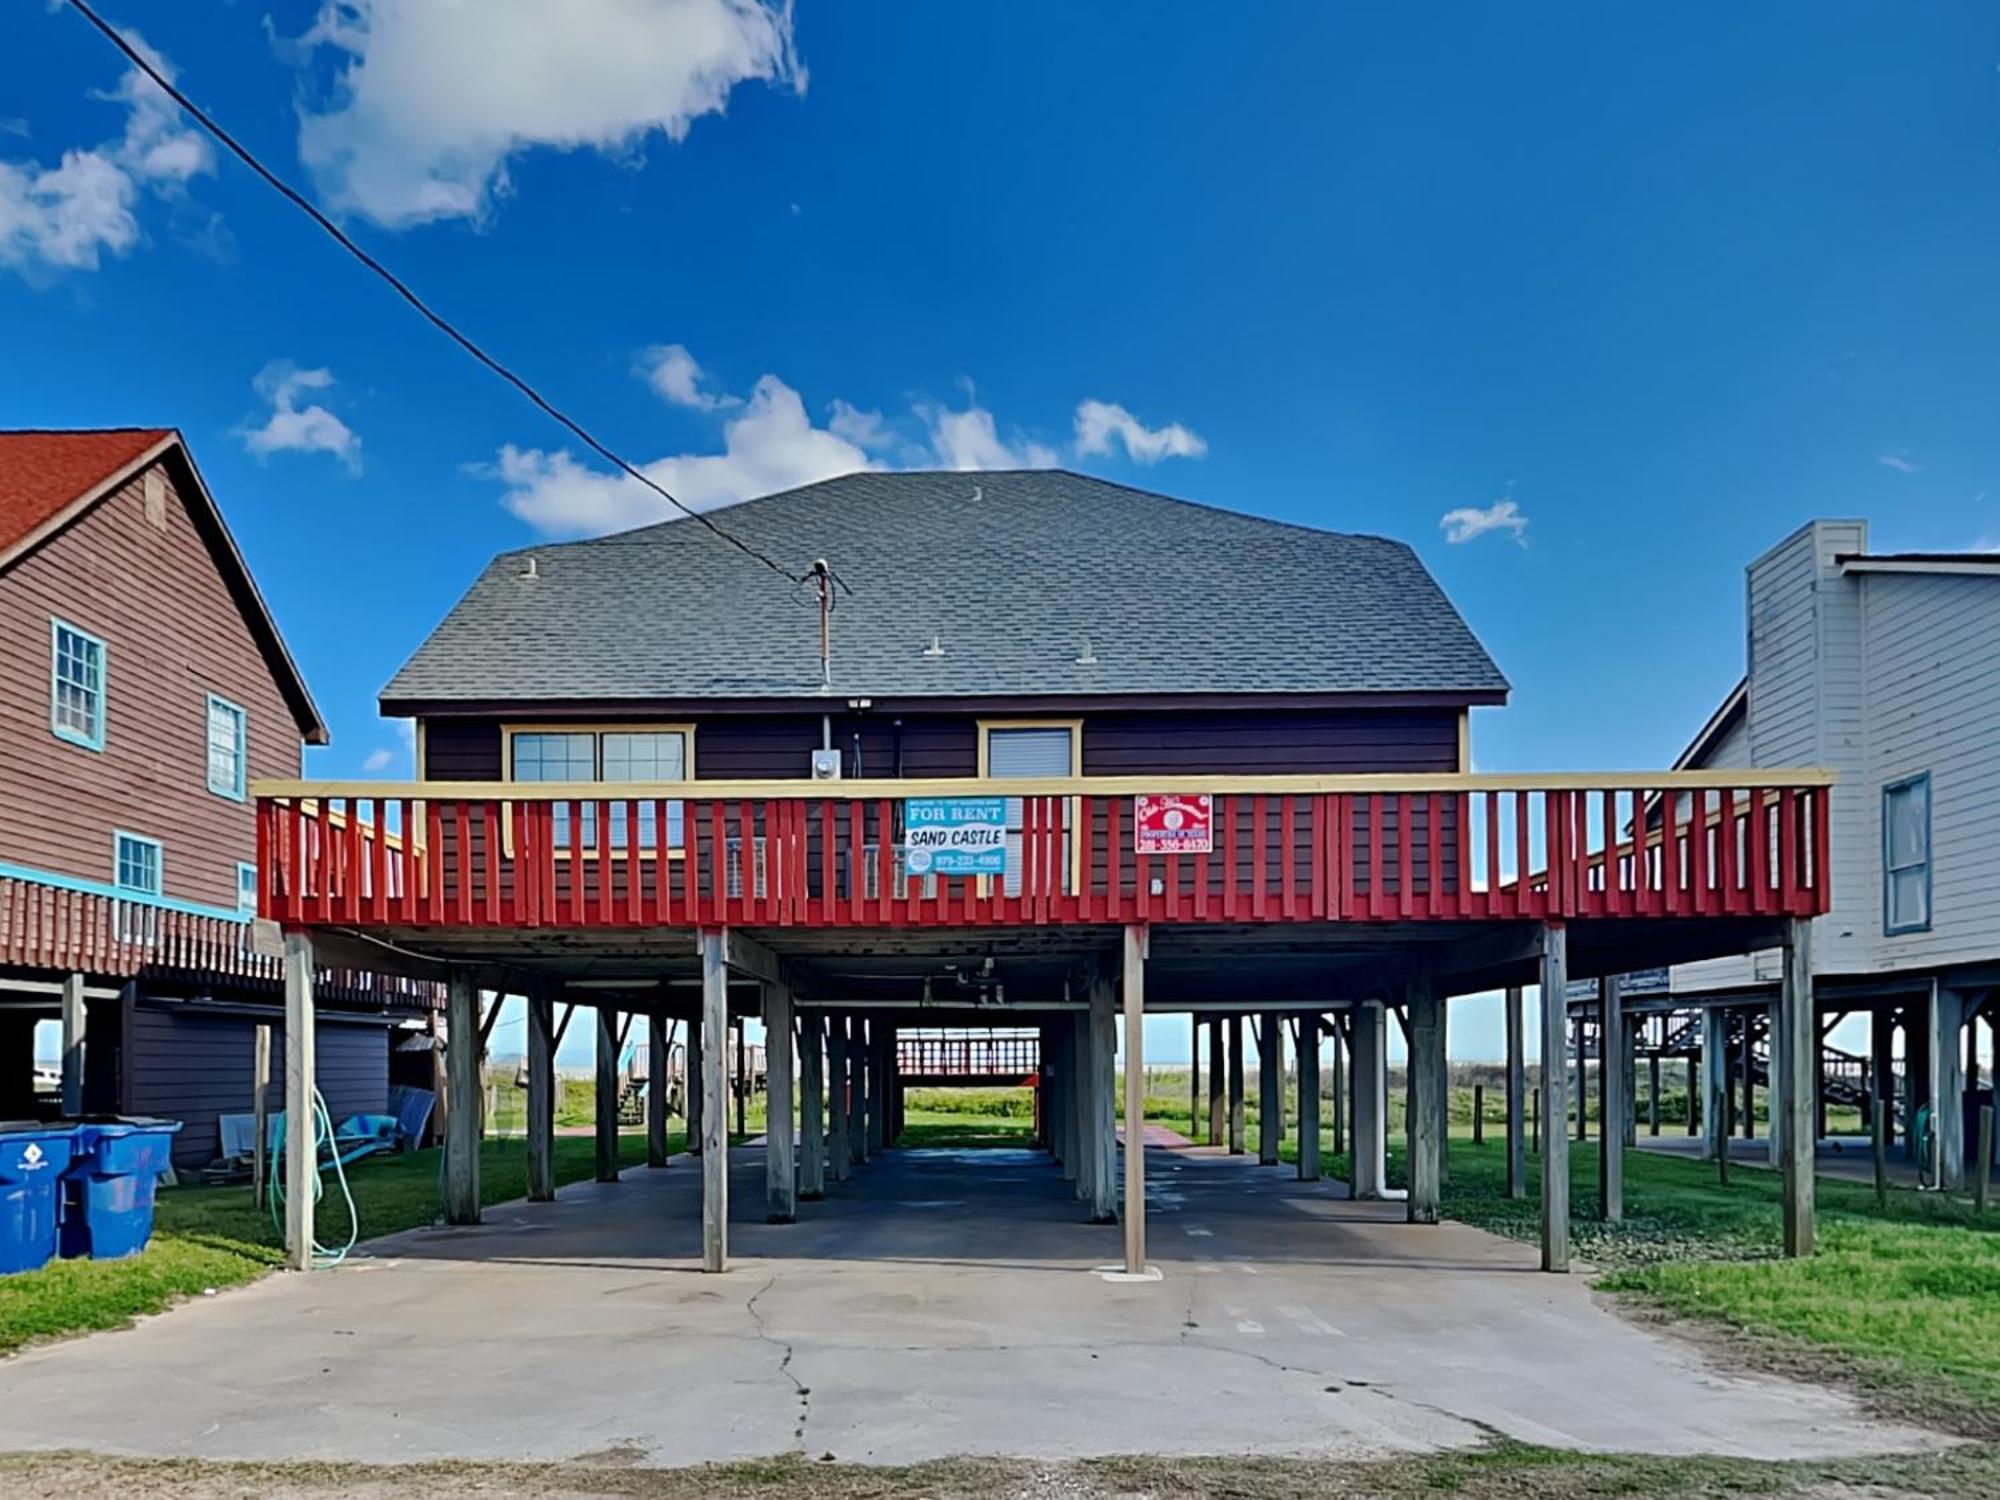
[382,470,1508,706]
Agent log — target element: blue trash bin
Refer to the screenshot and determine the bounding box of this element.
[61,1117,182,1261]
[0,1123,79,1274]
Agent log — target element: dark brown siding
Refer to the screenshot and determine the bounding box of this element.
[423,718,502,779]
[123,1004,390,1169]
[0,459,302,910]
[419,707,1455,780]
[1082,709,1457,774]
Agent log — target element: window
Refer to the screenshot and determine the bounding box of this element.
[114,833,162,897]
[206,695,247,800]
[237,862,259,918]
[506,726,691,851]
[51,620,105,750]
[1883,773,1931,934]
[980,721,1080,896]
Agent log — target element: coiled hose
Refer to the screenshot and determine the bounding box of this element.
[266,1088,360,1267]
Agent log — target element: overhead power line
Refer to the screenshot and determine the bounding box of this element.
[63,0,806,585]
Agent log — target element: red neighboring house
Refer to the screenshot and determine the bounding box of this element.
[0,429,429,1169]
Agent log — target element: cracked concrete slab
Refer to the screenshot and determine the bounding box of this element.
[0,1144,1948,1467]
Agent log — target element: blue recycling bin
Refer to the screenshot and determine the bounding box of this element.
[0,1123,79,1274]
[60,1117,182,1262]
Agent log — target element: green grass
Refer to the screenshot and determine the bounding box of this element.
[1289,1123,2000,1436]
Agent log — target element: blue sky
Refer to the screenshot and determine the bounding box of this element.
[8,3,1999,1064]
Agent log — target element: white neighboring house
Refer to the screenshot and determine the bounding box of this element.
[1670,519,1999,1186]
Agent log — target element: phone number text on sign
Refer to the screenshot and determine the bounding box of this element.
[903,796,1010,876]
[1134,793,1214,854]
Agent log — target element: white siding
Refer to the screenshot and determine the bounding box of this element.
[1859,570,2000,969]
[1675,519,1874,995]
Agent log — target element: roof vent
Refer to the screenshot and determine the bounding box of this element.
[1075,637,1097,666]
[520,555,539,580]
[921,634,946,658]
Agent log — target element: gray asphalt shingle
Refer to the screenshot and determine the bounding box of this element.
[381,470,1508,705]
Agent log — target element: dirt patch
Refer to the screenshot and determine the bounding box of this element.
[7,1444,2000,1500]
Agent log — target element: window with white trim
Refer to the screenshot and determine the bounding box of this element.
[206,695,247,799]
[115,833,162,897]
[1883,774,1930,934]
[508,728,689,850]
[51,619,105,749]
[983,724,1078,897]
[237,862,259,917]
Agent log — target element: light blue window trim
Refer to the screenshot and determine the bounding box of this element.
[237,861,259,917]
[205,694,247,801]
[50,618,106,752]
[1882,772,1932,936]
[0,859,248,923]
[113,831,163,898]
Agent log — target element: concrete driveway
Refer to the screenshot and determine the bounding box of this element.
[0,1143,1943,1467]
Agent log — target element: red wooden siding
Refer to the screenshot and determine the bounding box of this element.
[0,459,300,911]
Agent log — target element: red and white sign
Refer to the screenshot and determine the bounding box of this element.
[1134,793,1214,854]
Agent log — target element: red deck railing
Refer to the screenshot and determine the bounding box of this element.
[253,773,1832,932]
[0,873,442,1008]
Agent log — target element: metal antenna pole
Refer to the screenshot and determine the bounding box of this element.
[814,558,832,689]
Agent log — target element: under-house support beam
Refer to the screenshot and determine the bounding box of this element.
[1406,975,1443,1225]
[826,1017,850,1182]
[1296,1011,1321,1183]
[1090,970,1118,1223]
[1780,917,1817,1257]
[1226,1014,1246,1155]
[1258,1011,1282,1165]
[766,981,796,1224]
[527,988,555,1201]
[444,966,480,1228]
[1540,924,1570,1273]
[646,1011,670,1170]
[1702,1005,1729,1163]
[284,932,318,1269]
[1599,976,1624,1223]
[1504,985,1526,1199]
[700,931,729,1272]
[799,1010,825,1201]
[1121,924,1148,1276]
[595,1004,620,1184]
[59,972,85,1117]
[1351,1001,1387,1199]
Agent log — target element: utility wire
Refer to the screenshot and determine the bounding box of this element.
[63,0,806,585]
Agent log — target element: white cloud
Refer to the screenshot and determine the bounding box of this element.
[639,343,736,410]
[1440,498,1529,546]
[495,373,872,536]
[921,401,1061,471]
[491,345,1195,537]
[292,0,804,228]
[0,31,211,276]
[239,361,362,470]
[361,747,395,772]
[1878,451,1920,474]
[1073,399,1206,464]
[827,398,894,453]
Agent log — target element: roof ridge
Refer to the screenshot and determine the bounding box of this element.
[506,468,1406,554]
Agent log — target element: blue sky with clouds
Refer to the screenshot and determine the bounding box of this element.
[7,3,1999,1062]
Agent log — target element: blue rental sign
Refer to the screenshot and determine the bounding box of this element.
[903,796,1010,876]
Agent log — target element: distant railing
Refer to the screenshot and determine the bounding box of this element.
[252,771,1834,932]
[0,873,442,1008]
[898,1031,1041,1081]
